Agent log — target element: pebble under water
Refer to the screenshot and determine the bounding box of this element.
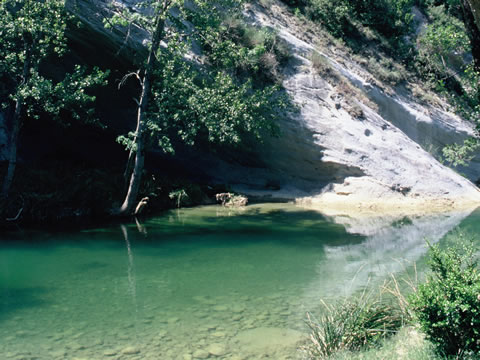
[1,203,479,360]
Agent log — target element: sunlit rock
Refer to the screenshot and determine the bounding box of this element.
[64,0,480,210]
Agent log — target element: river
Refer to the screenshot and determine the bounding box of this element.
[1,203,479,359]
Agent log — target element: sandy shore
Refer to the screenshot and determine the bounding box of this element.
[296,193,480,218]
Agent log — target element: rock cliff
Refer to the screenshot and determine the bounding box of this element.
[67,0,480,213]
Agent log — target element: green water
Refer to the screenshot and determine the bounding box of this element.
[1,203,479,360]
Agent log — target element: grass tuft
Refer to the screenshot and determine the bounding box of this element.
[302,291,405,358]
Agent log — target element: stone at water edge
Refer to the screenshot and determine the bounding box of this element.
[103,349,117,356]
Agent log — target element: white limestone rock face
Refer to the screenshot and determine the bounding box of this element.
[68,0,480,210]
[66,0,150,63]
[242,1,480,210]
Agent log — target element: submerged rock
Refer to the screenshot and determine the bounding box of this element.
[211,331,227,338]
[231,305,246,314]
[103,350,117,356]
[167,317,180,324]
[192,349,209,359]
[121,346,140,355]
[207,343,227,357]
[233,327,304,353]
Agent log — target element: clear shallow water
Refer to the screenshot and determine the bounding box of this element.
[1,203,479,360]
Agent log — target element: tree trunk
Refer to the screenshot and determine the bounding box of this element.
[118,11,166,215]
[1,101,22,198]
[461,0,480,71]
[467,0,480,28]
[1,40,31,199]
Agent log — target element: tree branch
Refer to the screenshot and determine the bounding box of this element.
[118,71,143,89]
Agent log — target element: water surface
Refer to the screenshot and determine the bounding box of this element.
[1,203,478,359]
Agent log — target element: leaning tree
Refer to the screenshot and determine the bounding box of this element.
[108,0,288,215]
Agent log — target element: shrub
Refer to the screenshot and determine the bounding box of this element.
[288,0,413,39]
[365,56,407,86]
[351,0,414,37]
[303,292,404,358]
[416,6,470,76]
[310,51,335,77]
[409,239,480,357]
[206,18,290,84]
[304,0,352,37]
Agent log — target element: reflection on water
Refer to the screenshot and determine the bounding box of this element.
[314,209,477,298]
[0,203,478,359]
[121,224,139,338]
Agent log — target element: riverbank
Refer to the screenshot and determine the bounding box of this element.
[295,176,480,219]
[3,160,480,232]
[298,193,480,219]
[0,162,231,230]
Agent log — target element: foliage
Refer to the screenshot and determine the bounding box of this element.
[0,0,109,198]
[366,56,408,85]
[409,238,480,357]
[443,137,480,167]
[411,3,480,165]
[202,14,291,84]
[169,188,188,208]
[0,0,67,79]
[0,0,108,122]
[303,292,404,358]
[310,51,336,77]
[304,0,352,37]
[417,5,470,78]
[327,327,437,360]
[283,0,414,39]
[113,1,290,156]
[117,53,287,155]
[107,0,293,214]
[356,0,415,36]
[22,66,108,125]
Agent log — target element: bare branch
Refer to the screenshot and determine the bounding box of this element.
[118,71,143,89]
[6,207,23,221]
[115,20,133,57]
[6,195,24,222]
